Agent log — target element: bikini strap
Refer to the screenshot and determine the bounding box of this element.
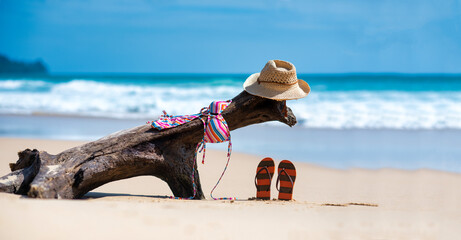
[210,136,233,200]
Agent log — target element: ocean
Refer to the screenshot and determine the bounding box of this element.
[1,74,461,129]
[1,74,460,172]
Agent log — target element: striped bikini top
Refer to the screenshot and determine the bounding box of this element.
[201,100,231,144]
[197,100,232,162]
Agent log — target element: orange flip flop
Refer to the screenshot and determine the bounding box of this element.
[255,157,275,200]
[276,160,297,201]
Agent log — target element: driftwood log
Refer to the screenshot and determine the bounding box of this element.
[0,91,296,199]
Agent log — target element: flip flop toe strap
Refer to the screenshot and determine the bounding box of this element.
[254,166,272,189]
[276,168,294,192]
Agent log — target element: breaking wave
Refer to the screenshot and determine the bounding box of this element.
[1,76,460,129]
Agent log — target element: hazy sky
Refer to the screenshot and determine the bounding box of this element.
[1,0,460,73]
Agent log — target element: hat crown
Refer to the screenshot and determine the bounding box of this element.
[258,60,298,85]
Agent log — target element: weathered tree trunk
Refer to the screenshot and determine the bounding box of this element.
[0,91,296,199]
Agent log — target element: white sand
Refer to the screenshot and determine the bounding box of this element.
[0,138,460,239]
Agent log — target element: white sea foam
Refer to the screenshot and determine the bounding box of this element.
[291,91,461,129]
[1,79,460,129]
[0,79,48,90]
[0,80,241,118]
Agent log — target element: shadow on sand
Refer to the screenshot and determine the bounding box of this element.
[82,192,170,200]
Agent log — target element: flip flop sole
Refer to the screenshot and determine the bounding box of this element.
[255,157,275,200]
[277,160,296,201]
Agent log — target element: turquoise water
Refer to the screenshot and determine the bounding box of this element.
[1,73,460,172]
[1,73,461,129]
[2,73,461,90]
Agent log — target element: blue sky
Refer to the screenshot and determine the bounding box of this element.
[1,0,460,73]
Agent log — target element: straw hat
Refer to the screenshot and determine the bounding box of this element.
[243,60,310,100]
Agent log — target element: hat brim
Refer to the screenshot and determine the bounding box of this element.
[243,73,311,100]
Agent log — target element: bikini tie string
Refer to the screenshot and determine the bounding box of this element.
[151,100,235,200]
[196,101,235,200]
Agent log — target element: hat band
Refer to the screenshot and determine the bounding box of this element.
[257,78,298,86]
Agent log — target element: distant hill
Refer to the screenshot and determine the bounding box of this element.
[0,54,48,74]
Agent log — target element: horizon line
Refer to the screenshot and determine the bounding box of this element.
[47,72,461,76]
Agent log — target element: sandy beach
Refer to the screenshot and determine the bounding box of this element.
[2,0,461,239]
[0,137,460,239]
